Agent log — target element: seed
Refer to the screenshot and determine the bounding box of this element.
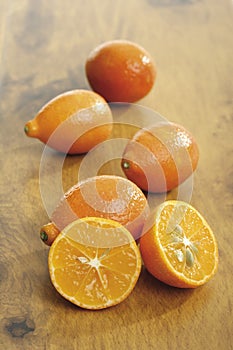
[77,256,89,264]
[186,247,195,267]
[172,235,183,243]
[175,249,184,263]
[174,224,183,235]
[167,223,183,236]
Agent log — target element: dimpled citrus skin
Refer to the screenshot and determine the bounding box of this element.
[85,40,156,103]
[121,122,199,193]
[24,89,113,154]
[40,175,150,246]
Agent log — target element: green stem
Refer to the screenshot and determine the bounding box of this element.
[40,231,48,242]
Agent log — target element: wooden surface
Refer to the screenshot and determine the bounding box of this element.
[0,0,233,349]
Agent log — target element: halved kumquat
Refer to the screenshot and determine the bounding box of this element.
[140,200,218,288]
[48,217,142,309]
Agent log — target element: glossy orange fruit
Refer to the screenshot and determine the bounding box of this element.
[121,122,199,193]
[85,40,156,103]
[140,200,219,288]
[40,175,150,245]
[24,89,113,154]
[48,217,142,309]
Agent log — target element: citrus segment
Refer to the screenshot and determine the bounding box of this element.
[48,217,142,309]
[140,200,218,288]
[41,175,150,245]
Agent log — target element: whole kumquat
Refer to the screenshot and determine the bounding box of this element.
[24,89,113,154]
[121,122,199,193]
[40,175,150,245]
[85,40,156,103]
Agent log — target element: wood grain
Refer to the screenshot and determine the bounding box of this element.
[0,0,233,349]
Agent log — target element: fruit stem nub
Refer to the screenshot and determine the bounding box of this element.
[122,161,130,169]
[40,231,48,242]
[24,125,29,134]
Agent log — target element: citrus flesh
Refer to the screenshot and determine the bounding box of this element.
[48,217,142,309]
[139,200,218,288]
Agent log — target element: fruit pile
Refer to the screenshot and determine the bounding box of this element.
[24,40,218,310]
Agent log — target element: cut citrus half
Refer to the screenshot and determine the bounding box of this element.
[140,200,218,288]
[48,217,142,309]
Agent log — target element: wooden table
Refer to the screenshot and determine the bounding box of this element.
[1,1,233,349]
